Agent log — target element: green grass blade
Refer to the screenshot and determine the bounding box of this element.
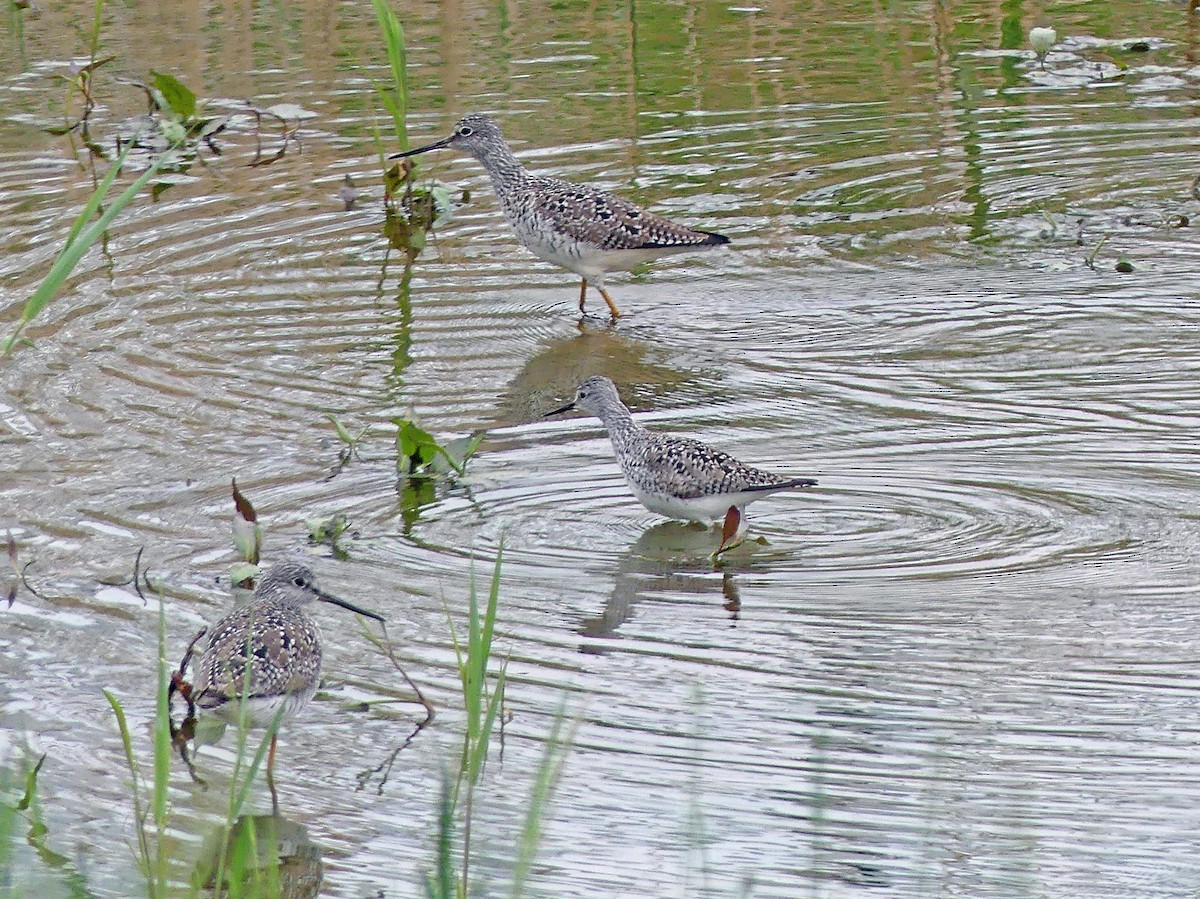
[64,138,134,249]
[463,569,482,740]
[230,712,283,820]
[480,546,502,671]
[508,705,577,899]
[87,0,103,61]
[369,0,408,148]
[0,779,17,894]
[467,664,505,785]
[151,595,172,894]
[3,142,171,353]
[102,688,152,885]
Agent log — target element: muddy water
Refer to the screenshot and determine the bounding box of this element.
[3,1,1200,896]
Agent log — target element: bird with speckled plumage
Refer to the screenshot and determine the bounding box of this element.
[390,113,730,318]
[545,376,817,554]
[190,560,384,794]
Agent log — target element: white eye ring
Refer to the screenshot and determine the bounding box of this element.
[458,126,474,136]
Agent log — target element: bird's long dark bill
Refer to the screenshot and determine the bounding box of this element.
[388,135,454,159]
[543,401,576,417]
[317,589,385,622]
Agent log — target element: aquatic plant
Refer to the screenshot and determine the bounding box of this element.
[103,594,181,896]
[0,549,570,897]
[121,69,229,163]
[395,415,483,478]
[426,549,575,898]
[230,478,262,588]
[323,412,482,481]
[327,413,369,466]
[2,2,224,355]
[109,577,291,897]
[369,0,409,151]
[306,513,353,560]
[42,0,108,153]
[368,0,458,263]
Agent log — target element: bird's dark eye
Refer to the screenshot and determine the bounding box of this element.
[458,126,473,136]
[292,576,307,587]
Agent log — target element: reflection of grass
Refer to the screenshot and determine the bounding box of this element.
[0,754,97,898]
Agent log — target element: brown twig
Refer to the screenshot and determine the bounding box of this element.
[374,621,435,723]
[355,716,429,795]
[18,560,50,600]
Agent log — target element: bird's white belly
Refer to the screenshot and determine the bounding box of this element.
[629,483,736,523]
[206,686,316,729]
[509,216,666,282]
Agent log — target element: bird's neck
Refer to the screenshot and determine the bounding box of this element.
[472,143,529,194]
[596,401,641,450]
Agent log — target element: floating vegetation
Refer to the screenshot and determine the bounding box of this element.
[326,413,368,468]
[381,176,455,262]
[0,0,315,355]
[324,412,482,481]
[306,513,353,560]
[395,414,483,478]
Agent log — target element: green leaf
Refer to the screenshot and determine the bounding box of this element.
[395,417,442,473]
[327,413,356,445]
[431,431,484,476]
[159,119,187,144]
[150,69,196,121]
[429,183,454,226]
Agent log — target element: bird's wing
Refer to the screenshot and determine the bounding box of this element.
[193,606,312,705]
[645,433,808,499]
[529,178,728,251]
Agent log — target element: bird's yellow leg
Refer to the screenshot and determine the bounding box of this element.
[598,286,622,318]
[579,279,588,312]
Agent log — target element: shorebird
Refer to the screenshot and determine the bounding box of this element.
[545,376,817,554]
[390,113,730,318]
[189,560,384,795]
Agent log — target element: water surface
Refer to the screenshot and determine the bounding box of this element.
[3,1,1200,896]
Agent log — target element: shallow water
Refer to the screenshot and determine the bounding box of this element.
[3,1,1200,896]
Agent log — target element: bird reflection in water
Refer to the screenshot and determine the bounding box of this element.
[579,521,745,650]
[192,813,323,898]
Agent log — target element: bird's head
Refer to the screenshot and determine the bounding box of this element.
[389,113,505,163]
